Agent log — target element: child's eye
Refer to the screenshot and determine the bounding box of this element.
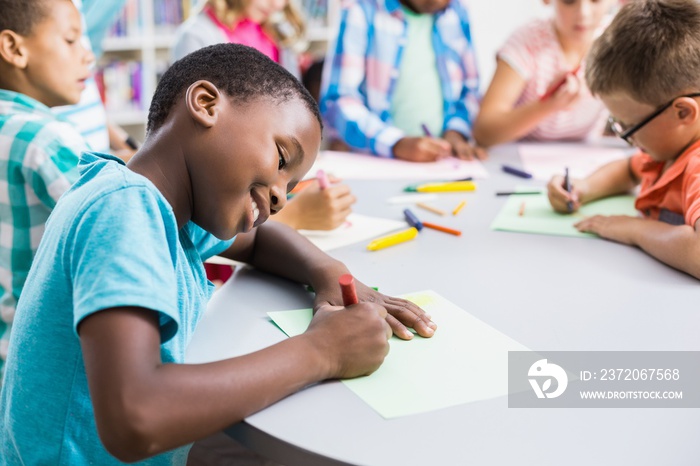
[278,150,286,170]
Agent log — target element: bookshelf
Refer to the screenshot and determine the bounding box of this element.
[97,0,336,141]
[97,0,187,141]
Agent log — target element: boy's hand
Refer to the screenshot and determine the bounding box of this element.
[392,136,451,162]
[547,174,586,213]
[575,215,641,245]
[304,302,391,379]
[443,130,488,160]
[313,280,437,340]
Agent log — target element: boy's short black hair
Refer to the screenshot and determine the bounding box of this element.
[147,43,322,133]
[0,0,53,35]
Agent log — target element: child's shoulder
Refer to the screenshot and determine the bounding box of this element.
[505,18,556,49]
[0,91,87,163]
[499,18,559,62]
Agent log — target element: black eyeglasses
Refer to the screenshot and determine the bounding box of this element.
[608,92,700,144]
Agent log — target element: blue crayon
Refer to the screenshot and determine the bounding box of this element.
[502,164,533,179]
[403,208,424,231]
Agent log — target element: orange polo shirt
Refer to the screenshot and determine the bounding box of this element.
[630,139,700,227]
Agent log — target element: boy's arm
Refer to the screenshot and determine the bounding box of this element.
[80,300,391,461]
[548,157,638,213]
[221,221,436,339]
[442,4,480,145]
[320,3,404,157]
[575,216,700,279]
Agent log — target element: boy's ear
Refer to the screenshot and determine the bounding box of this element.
[185,80,221,128]
[0,30,29,69]
[674,97,699,125]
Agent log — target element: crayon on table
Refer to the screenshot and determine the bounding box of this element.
[452,200,467,216]
[496,191,542,196]
[339,274,358,306]
[367,227,418,251]
[405,181,477,193]
[403,208,424,231]
[416,202,447,216]
[421,222,462,236]
[564,167,573,213]
[317,169,330,190]
[501,165,533,179]
[403,179,472,192]
[518,202,526,216]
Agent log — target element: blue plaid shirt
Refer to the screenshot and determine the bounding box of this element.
[320,0,480,157]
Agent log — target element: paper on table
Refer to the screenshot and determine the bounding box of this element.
[310,150,489,180]
[519,143,634,181]
[490,189,638,237]
[298,213,405,251]
[268,290,531,419]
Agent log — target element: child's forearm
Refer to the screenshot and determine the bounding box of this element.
[580,158,638,204]
[81,308,334,461]
[223,220,348,288]
[631,219,700,279]
[472,101,558,147]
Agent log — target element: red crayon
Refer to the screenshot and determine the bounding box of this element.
[539,64,582,101]
[339,273,358,306]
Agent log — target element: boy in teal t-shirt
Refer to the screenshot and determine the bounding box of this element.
[0,43,437,464]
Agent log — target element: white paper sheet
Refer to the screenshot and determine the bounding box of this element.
[298,213,405,251]
[519,143,634,181]
[310,150,489,180]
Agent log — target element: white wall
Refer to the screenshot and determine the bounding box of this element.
[468,0,549,92]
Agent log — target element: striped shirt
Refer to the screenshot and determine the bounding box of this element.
[0,90,85,373]
[498,18,608,141]
[320,0,480,158]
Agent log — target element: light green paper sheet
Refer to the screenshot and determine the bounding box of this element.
[490,189,638,237]
[267,290,530,419]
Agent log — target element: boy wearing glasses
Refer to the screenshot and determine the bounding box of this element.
[547,0,700,280]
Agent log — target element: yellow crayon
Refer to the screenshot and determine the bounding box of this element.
[452,200,467,216]
[415,181,477,193]
[367,227,419,251]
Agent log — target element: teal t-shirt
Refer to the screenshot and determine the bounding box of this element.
[390,7,444,137]
[0,152,233,465]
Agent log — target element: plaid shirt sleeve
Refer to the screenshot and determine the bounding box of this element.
[21,121,82,209]
[320,1,405,158]
[440,0,480,140]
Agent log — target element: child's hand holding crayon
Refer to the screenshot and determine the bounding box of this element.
[311,274,437,341]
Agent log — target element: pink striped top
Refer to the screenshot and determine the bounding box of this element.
[497,18,608,141]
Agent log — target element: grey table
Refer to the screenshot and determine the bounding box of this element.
[186,145,700,466]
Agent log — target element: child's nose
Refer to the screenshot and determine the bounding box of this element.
[270,184,287,213]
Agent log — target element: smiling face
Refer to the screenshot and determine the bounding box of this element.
[188,93,321,239]
[547,0,614,44]
[18,0,94,107]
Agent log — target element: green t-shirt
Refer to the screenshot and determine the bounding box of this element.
[390,7,444,137]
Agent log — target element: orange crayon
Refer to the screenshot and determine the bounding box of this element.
[422,221,462,236]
